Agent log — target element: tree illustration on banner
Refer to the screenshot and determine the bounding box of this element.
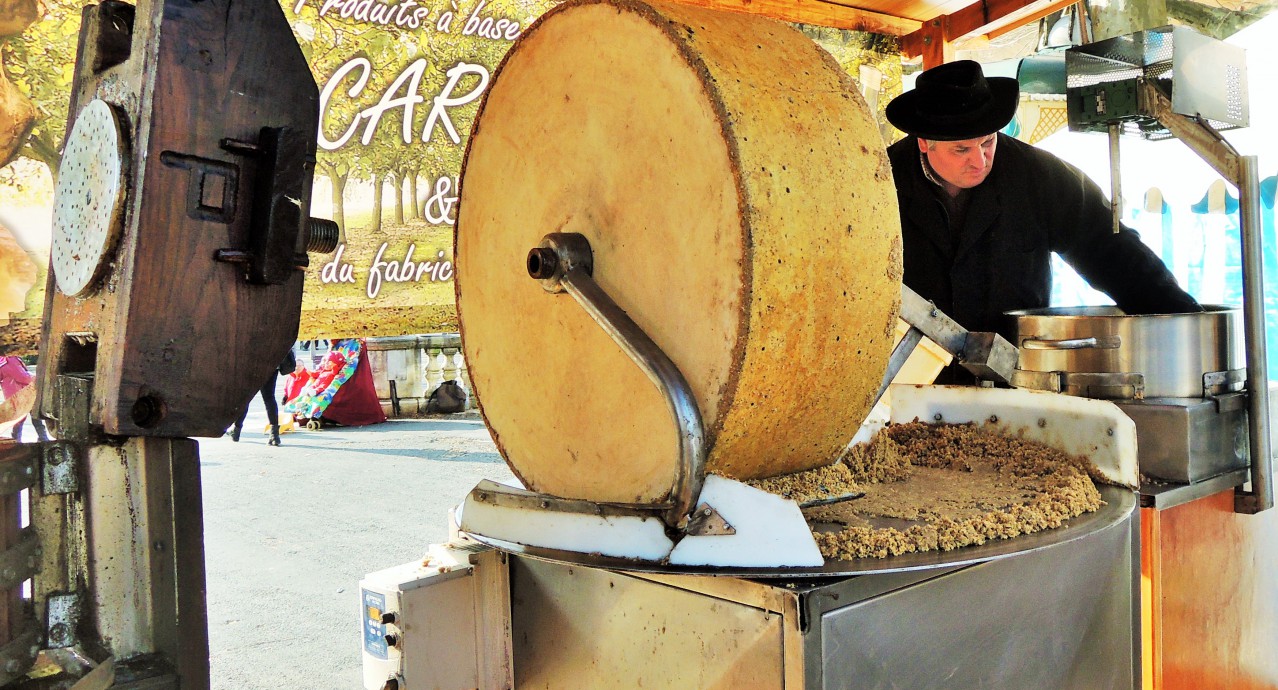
[288,0,552,338]
[0,0,903,349]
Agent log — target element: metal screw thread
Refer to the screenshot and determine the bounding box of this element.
[305,218,340,254]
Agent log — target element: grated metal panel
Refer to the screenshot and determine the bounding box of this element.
[1065,25,1247,137]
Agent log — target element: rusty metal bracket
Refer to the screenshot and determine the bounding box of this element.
[1061,371,1146,400]
[1138,81,1241,182]
[1204,368,1247,399]
[41,441,82,495]
[47,592,83,649]
[683,504,735,536]
[216,127,339,284]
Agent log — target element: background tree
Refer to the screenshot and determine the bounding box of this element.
[316,156,353,241]
[369,169,385,233]
[406,163,421,220]
[0,0,39,168]
[0,0,81,181]
[288,8,425,237]
[390,168,405,224]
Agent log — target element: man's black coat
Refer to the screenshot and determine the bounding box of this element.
[887,133,1200,342]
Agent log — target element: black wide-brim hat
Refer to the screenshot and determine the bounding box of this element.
[886,60,1019,141]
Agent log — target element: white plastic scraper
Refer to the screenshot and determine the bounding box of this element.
[458,476,824,568]
[668,475,823,567]
[457,480,675,561]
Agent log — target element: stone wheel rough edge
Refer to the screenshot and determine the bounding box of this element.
[456,0,901,504]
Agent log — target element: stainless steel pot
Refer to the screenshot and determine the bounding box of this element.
[1007,306,1244,399]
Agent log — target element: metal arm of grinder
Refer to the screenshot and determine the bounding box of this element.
[526,233,709,531]
[874,285,1020,403]
[1136,81,1274,514]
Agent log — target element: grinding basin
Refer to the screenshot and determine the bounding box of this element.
[459,383,1140,574]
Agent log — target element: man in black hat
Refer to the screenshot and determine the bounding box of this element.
[884,60,1200,356]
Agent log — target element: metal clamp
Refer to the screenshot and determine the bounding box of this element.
[1011,368,1062,393]
[896,286,1018,385]
[46,592,83,649]
[527,233,707,530]
[216,127,338,284]
[1203,368,1247,397]
[1011,369,1145,400]
[41,440,81,495]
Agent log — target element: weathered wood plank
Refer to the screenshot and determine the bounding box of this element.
[37,0,318,438]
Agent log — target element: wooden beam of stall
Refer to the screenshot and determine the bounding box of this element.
[919,17,954,67]
[901,0,1079,58]
[672,0,922,34]
[984,0,1079,39]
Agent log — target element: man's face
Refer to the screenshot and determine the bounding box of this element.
[918,134,998,190]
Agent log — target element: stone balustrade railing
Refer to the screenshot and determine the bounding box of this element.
[365,333,474,417]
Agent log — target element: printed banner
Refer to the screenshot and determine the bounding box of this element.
[0,0,899,350]
[289,0,560,338]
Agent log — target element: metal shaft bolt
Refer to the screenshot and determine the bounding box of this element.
[527,247,559,280]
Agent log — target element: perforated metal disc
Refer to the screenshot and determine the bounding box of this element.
[52,99,127,297]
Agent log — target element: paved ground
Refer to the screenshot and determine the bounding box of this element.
[198,389,514,689]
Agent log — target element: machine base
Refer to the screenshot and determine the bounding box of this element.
[509,500,1139,689]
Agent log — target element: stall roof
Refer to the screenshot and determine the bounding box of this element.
[676,0,1081,63]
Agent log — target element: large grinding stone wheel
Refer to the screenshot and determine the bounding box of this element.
[457,0,902,505]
